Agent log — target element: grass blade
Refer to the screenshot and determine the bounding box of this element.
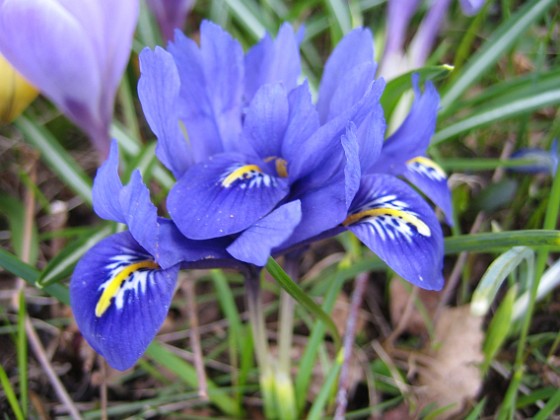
[439,0,557,111]
[14,116,92,204]
[0,363,24,420]
[266,258,341,347]
[17,292,28,418]
[444,230,560,254]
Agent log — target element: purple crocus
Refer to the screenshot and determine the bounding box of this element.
[380,0,485,77]
[70,141,233,370]
[0,0,138,157]
[146,0,195,42]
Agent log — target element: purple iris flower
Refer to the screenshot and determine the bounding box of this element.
[139,21,447,290]
[146,0,195,42]
[139,21,383,267]
[70,141,233,370]
[0,0,138,157]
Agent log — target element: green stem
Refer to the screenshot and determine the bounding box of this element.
[278,256,299,375]
[245,268,276,419]
[502,162,560,416]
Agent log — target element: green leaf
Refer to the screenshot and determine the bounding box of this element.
[14,116,92,205]
[146,342,241,417]
[470,247,534,316]
[36,225,112,287]
[222,0,267,40]
[0,249,69,305]
[432,87,560,145]
[266,258,341,348]
[444,230,560,255]
[0,363,24,420]
[306,349,343,420]
[0,194,39,265]
[17,292,28,418]
[481,285,517,373]
[439,0,557,111]
[381,65,454,119]
[534,388,560,420]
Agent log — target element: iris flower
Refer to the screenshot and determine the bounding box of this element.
[510,139,559,176]
[139,22,383,267]
[0,0,138,156]
[70,141,233,370]
[139,22,446,289]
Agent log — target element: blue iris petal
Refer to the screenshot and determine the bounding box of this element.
[138,46,193,178]
[168,153,290,240]
[403,157,454,225]
[227,200,302,266]
[346,174,444,290]
[244,22,302,103]
[70,232,179,371]
[375,74,440,174]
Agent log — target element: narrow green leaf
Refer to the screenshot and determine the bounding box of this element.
[37,225,112,287]
[0,249,70,305]
[432,88,560,145]
[381,65,454,119]
[146,342,241,417]
[266,258,341,347]
[444,230,560,255]
[17,293,28,418]
[306,348,343,420]
[0,363,24,420]
[0,194,39,265]
[223,0,267,40]
[471,247,533,316]
[481,286,517,373]
[534,388,560,420]
[14,116,92,204]
[440,0,557,111]
[325,0,352,43]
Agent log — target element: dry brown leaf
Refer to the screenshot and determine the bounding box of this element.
[418,305,484,419]
[389,279,440,336]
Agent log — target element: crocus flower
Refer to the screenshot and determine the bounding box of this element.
[70,141,233,370]
[0,0,138,157]
[139,21,447,290]
[380,0,485,78]
[146,0,195,42]
[0,53,38,122]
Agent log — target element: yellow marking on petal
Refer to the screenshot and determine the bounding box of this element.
[264,156,289,178]
[343,207,431,236]
[407,156,447,178]
[95,260,159,317]
[221,164,262,188]
[275,158,288,178]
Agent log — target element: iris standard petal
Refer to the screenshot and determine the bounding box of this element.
[375,75,439,174]
[92,140,126,224]
[168,21,244,154]
[243,83,289,160]
[404,157,454,225]
[70,232,179,371]
[227,201,302,266]
[139,47,193,177]
[168,153,290,240]
[244,22,301,103]
[345,174,444,290]
[317,28,376,123]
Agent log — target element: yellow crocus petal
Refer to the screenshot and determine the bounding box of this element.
[0,54,39,123]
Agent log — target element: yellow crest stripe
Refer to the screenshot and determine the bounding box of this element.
[221,164,262,188]
[406,156,447,178]
[95,260,159,317]
[343,207,431,236]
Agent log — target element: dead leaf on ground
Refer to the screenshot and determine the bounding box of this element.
[418,305,484,419]
[389,279,440,336]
